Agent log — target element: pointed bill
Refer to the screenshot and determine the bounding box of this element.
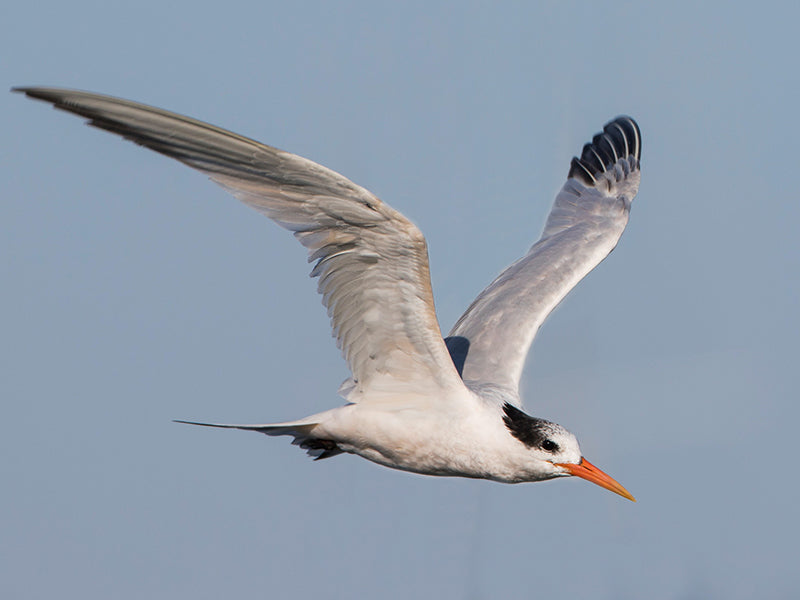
[556,457,635,502]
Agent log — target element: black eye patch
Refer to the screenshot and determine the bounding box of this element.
[503,403,558,449]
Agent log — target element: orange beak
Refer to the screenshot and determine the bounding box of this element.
[555,457,636,502]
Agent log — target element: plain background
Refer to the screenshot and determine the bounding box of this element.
[3,2,799,598]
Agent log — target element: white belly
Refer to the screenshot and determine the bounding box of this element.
[309,401,531,482]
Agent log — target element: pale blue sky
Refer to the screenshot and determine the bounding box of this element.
[3,2,799,599]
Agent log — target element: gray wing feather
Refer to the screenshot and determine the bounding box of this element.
[17,87,463,398]
[447,117,641,404]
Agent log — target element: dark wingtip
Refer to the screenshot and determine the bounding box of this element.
[605,116,641,160]
[568,116,641,185]
[12,86,61,101]
[13,87,98,120]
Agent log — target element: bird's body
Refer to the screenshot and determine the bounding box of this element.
[278,389,574,483]
[17,87,641,500]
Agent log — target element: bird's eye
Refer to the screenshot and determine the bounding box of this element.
[541,439,559,452]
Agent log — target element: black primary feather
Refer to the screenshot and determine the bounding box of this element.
[568,116,641,186]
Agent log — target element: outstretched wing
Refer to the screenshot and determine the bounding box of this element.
[446,117,641,403]
[17,87,464,400]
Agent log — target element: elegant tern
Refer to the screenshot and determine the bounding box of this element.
[17,87,641,501]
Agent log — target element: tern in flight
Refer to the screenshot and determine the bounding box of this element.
[17,87,640,501]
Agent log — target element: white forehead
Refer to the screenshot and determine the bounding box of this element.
[549,425,583,464]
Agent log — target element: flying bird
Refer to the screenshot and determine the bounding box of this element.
[17,87,641,500]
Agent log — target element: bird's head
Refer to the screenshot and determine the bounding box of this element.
[502,403,635,501]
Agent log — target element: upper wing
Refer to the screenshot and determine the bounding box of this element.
[446,116,641,403]
[17,87,465,400]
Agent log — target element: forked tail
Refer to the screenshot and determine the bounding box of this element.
[174,419,343,460]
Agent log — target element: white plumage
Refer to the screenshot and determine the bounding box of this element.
[17,87,640,500]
